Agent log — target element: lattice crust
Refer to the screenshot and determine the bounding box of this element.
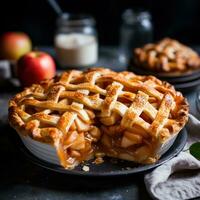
[8,68,189,169]
[134,38,200,72]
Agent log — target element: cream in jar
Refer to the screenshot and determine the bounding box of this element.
[55,33,98,67]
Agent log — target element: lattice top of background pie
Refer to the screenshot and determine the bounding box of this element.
[134,38,200,72]
[9,68,189,169]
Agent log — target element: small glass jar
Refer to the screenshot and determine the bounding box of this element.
[119,9,153,64]
[54,13,98,68]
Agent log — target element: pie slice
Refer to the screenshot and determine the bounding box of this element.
[8,68,189,169]
[134,38,200,72]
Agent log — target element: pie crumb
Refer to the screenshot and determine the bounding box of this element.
[93,157,104,165]
[126,167,131,170]
[82,165,90,172]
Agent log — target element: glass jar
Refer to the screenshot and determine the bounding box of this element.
[119,9,153,64]
[54,13,98,68]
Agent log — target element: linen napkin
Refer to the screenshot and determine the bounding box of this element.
[145,114,200,200]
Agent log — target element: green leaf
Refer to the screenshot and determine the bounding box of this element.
[189,142,200,160]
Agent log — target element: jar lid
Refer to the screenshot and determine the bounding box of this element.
[57,13,96,27]
[122,9,151,25]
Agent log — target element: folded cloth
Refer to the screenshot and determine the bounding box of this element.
[144,114,200,200]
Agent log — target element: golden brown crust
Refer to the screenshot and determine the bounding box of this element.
[134,38,200,72]
[8,67,189,168]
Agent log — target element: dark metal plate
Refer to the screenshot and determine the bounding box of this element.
[128,60,200,83]
[17,128,187,177]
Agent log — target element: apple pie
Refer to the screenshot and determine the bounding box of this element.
[134,38,200,72]
[8,68,189,169]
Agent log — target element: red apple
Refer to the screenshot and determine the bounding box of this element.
[0,32,32,61]
[17,51,56,87]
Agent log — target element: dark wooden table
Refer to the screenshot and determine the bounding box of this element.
[0,46,199,200]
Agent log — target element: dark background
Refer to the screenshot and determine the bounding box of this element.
[0,0,200,46]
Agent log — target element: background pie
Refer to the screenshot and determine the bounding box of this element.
[8,68,189,169]
[134,38,200,73]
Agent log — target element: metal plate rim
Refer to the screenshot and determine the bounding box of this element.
[18,128,187,177]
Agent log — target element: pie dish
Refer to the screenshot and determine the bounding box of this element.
[8,68,189,169]
[134,38,200,73]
